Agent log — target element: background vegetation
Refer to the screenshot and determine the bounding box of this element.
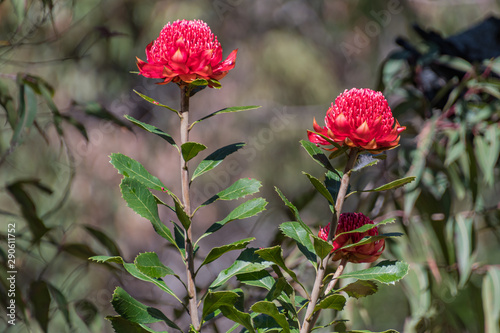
[0,0,499,332]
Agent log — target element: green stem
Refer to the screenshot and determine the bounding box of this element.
[300,148,358,333]
[180,86,200,331]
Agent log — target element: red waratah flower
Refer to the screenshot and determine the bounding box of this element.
[308,88,406,153]
[136,19,237,86]
[318,212,385,263]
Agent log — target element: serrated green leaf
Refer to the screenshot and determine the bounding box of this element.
[311,235,333,260]
[210,248,274,289]
[250,301,290,333]
[255,246,302,287]
[302,171,335,205]
[106,316,161,333]
[125,115,178,148]
[300,140,337,174]
[89,255,124,264]
[191,143,245,181]
[334,218,395,239]
[111,287,181,330]
[275,187,313,235]
[120,178,175,242]
[134,252,174,279]
[191,105,261,128]
[181,142,207,162]
[279,222,317,266]
[197,198,267,244]
[314,294,346,311]
[220,305,256,333]
[133,90,179,115]
[200,237,255,267]
[110,153,167,191]
[339,280,378,299]
[202,291,239,320]
[197,178,262,210]
[84,225,121,256]
[339,260,409,284]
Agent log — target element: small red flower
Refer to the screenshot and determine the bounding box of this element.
[308,88,406,153]
[318,212,385,263]
[136,19,237,86]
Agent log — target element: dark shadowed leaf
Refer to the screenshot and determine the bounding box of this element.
[311,235,333,260]
[125,115,178,148]
[29,280,50,333]
[200,237,255,267]
[84,225,121,256]
[75,299,98,327]
[340,280,378,299]
[300,140,338,175]
[47,283,71,328]
[202,291,239,320]
[191,142,246,181]
[279,222,317,266]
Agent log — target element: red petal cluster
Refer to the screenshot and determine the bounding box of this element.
[136,19,237,86]
[318,212,385,263]
[308,88,405,153]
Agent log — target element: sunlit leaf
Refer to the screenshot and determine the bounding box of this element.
[197,178,262,210]
[279,222,316,266]
[314,294,346,311]
[250,301,290,333]
[181,142,207,162]
[202,291,239,320]
[339,260,409,285]
[133,90,179,115]
[200,237,255,267]
[311,235,333,260]
[300,140,337,174]
[191,105,261,128]
[125,115,178,149]
[220,305,256,333]
[134,252,175,279]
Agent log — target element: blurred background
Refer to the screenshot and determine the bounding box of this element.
[1,0,499,332]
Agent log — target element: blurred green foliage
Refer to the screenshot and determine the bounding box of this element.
[0,0,499,332]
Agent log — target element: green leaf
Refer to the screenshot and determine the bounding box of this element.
[300,140,337,174]
[220,305,256,333]
[84,225,121,256]
[29,280,50,333]
[314,294,346,311]
[339,260,409,285]
[0,79,16,128]
[133,90,179,115]
[89,256,181,303]
[210,248,274,289]
[181,142,207,162]
[6,180,50,243]
[106,316,160,333]
[237,270,276,290]
[311,235,333,260]
[110,153,167,192]
[111,287,181,330]
[349,177,416,196]
[302,172,335,205]
[191,143,245,181]
[339,233,402,250]
[279,222,317,266]
[455,214,474,288]
[197,178,262,209]
[339,280,378,299]
[325,170,342,204]
[274,187,313,235]
[255,246,301,286]
[11,85,37,145]
[173,222,186,258]
[250,301,290,333]
[191,105,261,128]
[46,283,71,328]
[120,178,177,247]
[482,267,500,333]
[198,198,267,244]
[173,197,191,230]
[334,218,395,239]
[202,291,239,320]
[125,115,178,149]
[134,252,175,279]
[200,237,255,267]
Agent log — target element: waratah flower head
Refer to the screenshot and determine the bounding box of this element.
[318,212,385,263]
[308,88,406,153]
[136,19,237,86]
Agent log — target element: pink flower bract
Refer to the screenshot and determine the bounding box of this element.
[308,88,406,153]
[136,19,237,86]
[318,212,385,263]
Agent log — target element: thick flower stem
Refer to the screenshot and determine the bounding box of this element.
[300,149,358,333]
[179,86,200,331]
